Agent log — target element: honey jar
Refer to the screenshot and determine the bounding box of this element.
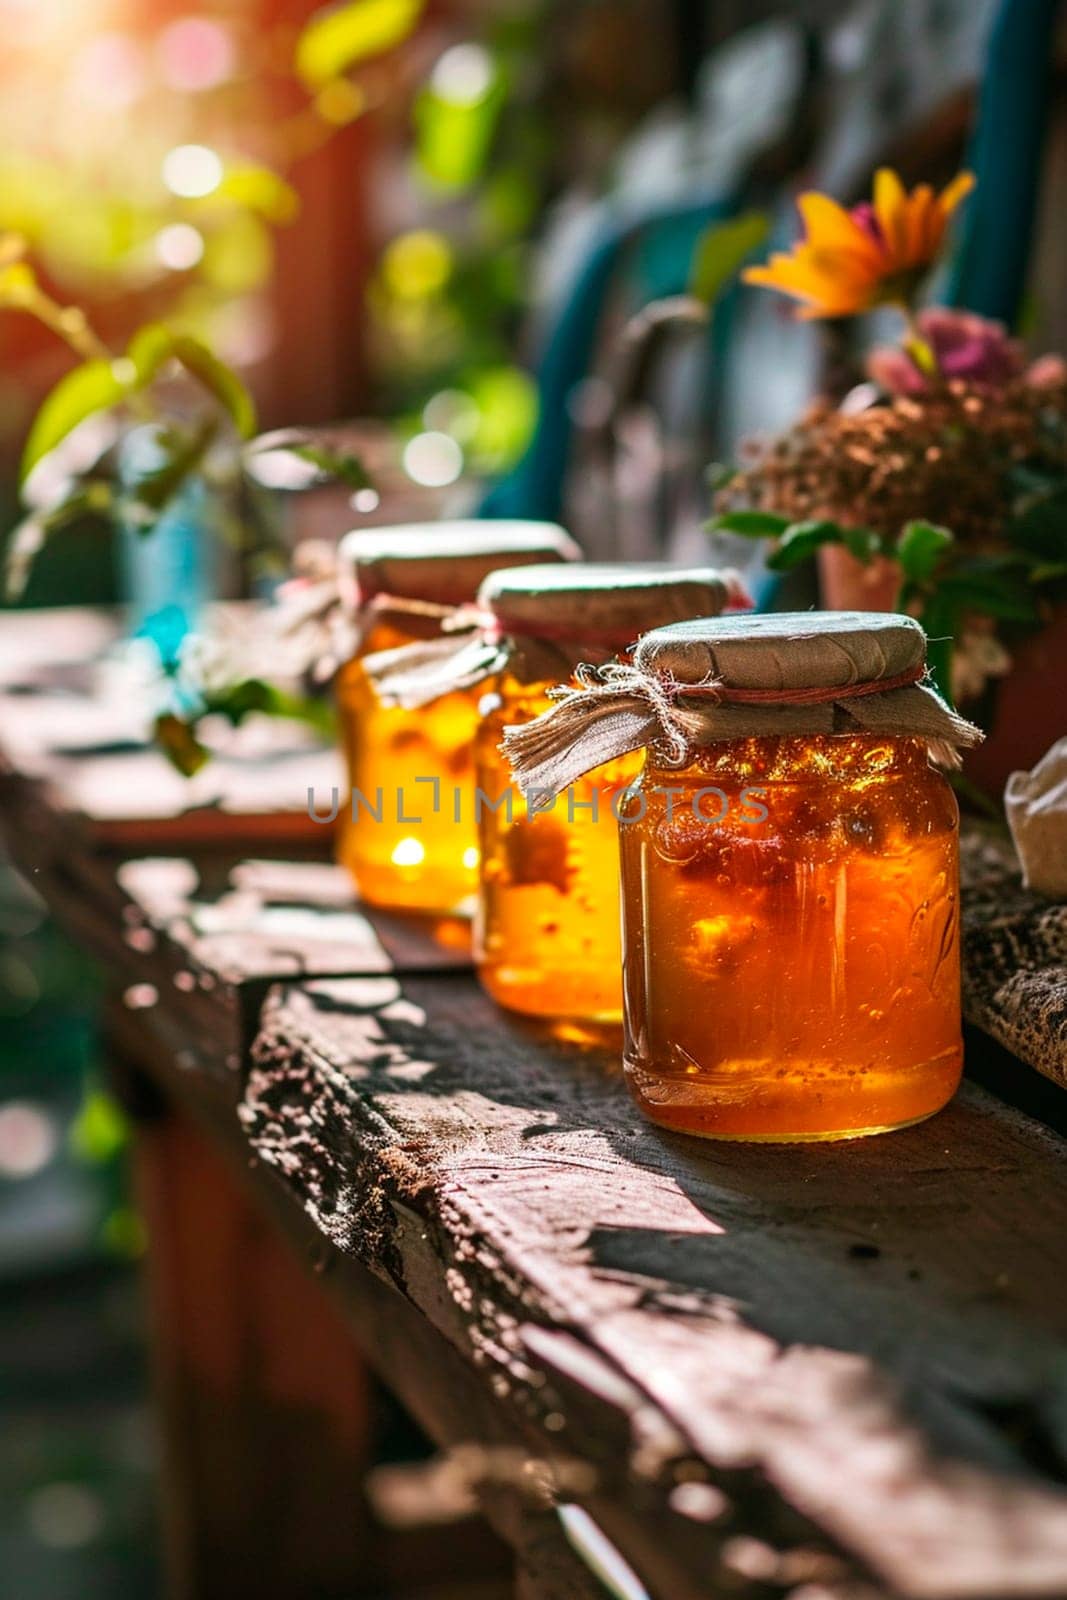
[503,612,982,1139]
[335,521,579,914]
[367,563,744,1023]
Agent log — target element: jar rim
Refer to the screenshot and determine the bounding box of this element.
[338,520,580,610]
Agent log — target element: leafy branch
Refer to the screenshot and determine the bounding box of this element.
[709,473,1067,703]
[154,677,338,777]
[1,240,374,599]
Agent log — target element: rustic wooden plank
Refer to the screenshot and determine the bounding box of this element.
[960,826,1067,1090]
[0,840,471,1096]
[103,996,616,1600]
[108,857,470,1081]
[0,604,340,852]
[242,972,1067,1600]
[0,610,473,1087]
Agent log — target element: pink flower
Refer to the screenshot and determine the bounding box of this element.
[867,308,1025,394]
[1026,352,1067,389]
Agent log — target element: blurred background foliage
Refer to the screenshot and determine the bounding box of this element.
[0,0,683,545]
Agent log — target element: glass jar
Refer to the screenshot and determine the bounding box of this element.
[476,675,639,1025]
[472,564,739,1025]
[335,521,579,915]
[619,734,962,1139]
[501,611,980,1137]
[336,615,486,913]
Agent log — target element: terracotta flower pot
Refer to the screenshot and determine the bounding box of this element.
[817,546,901,612]
[959,604,1067,800]
[816,547,1067,802]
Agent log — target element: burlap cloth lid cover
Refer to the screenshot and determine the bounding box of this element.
[363,562,745,709]
[338,520,580,619]
[503,610,984,798]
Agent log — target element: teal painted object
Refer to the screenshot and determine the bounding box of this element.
[480,192,735,524]
[118,426,218,663]
[945,0,1063,324]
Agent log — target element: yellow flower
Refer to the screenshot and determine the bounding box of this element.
[743,169,975,319]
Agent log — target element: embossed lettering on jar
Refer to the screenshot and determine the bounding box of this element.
[503,612,983,1140]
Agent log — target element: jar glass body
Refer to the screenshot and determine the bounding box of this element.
[336,619,482,914]
[619,735,962,1140]
[476,673,638,1023]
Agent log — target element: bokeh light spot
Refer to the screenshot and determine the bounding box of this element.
[402,431,462,487]
[0,1102,56,1179]
[391,837,425,867]
[27,1483,104,1550]
[159,17,235,93]
[155,223,204,271]
[430,43,494,105]
[162,144,223,199]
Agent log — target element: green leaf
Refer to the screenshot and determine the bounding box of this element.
[121,418,217,527]
[21,359,131,483]
[291,442,372,489]
[766,520,843,572]
[707,509,791,538]
[126,322,176,385]
[171,335,256,437]
[916,595,958,704]
[690,212,770,305]
[295,0,424,89]
[840,525,883,562]
[153,712,210,777]
[4,480,113,598]
[69,1089,129,1164]
[1009,484,1067,560]
[1029,561,1067,584]
[245,435,373,491]
[202,678,337,738]
[936,572,1039,624]
[414,61,506,190]
[895,520,954,584]
[1008,462,1063,500]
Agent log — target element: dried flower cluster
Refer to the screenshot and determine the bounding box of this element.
[720,377,1067,545]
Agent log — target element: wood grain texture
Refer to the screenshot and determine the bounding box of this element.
[243,973,1067,1600]
[960,827,1067,1088]
[104,996,610,1600]
[107,857,470,1080]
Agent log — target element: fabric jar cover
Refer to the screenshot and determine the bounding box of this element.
[502,610,984,797]
[338,521,581,617]
[362,562,748,709]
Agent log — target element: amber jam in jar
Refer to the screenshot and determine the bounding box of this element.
[620,735,962,1139]
[477,676,639,1024]
[472,564,739,1024]
[335,522,578,914]
[502,612,980,1138]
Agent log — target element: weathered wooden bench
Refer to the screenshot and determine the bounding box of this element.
[3,608,1067,1600]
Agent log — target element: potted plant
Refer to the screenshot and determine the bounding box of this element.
[708,168,1067,795]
